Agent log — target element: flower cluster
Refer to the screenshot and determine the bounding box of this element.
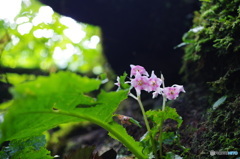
[116,64,185,100]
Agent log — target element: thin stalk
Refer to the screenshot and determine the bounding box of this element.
[159,73,166,159]
[161,73,166,111]
[158,96,166,159]
[137,96,158,159]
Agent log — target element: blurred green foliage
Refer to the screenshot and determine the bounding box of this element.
[0,135,53,159]
[0,0,105,75]
[0,73,36,85]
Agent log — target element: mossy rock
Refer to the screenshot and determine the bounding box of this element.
[182,0,240,91]
[180,0,240,157]
[199,96,240,158]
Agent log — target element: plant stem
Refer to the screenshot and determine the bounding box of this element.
[159,96,166,159]
[137,96,158,159]
[159,73,166,159]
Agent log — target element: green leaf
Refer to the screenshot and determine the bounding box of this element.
[162,132,177,145]
[212,96,227,110]
[10,71,101,98]
[113,114,142,128]
[165,152,183,159]
[0,100,13,112]
[129,118,142,128]
[0,151,8,159]
[146,106,183,128]
[0,72,147,159]
[98,73,109,84]
[107,122,145,158]
[119,72,131,90]
[1,72,102,141]
[174,42,188,49]
[141,107,183,155]
[165,152,175,159]
[139,131,154,155]
[0,135,53,159]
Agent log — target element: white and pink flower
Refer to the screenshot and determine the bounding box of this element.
[116,64,185,100]
[130,64,149,77]
[148,71,162,92]
[162,85,185,100]
[130,72,149,96]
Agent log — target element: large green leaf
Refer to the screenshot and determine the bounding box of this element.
[0,72,147,159]
[0,72,102,141]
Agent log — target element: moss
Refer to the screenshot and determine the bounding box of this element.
[182,0,240,87]
[181,0,240,157]
[199,97,240,158]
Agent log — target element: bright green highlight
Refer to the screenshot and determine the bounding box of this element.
[0,0,105,75]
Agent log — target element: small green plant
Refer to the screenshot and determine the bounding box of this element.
[0,65,186,159]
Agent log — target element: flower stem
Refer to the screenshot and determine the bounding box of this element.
[159,73,166,159]
[137,96,158,159]
[159,96,166,159]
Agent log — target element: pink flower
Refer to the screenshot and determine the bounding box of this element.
[173,84,186,93]
[130,64,149,77]
[152,87,163,98]
[162,85,185,100]
[131,72,149,96]
[148,71,162,92]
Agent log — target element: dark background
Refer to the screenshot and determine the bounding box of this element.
[40,0,200,85]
